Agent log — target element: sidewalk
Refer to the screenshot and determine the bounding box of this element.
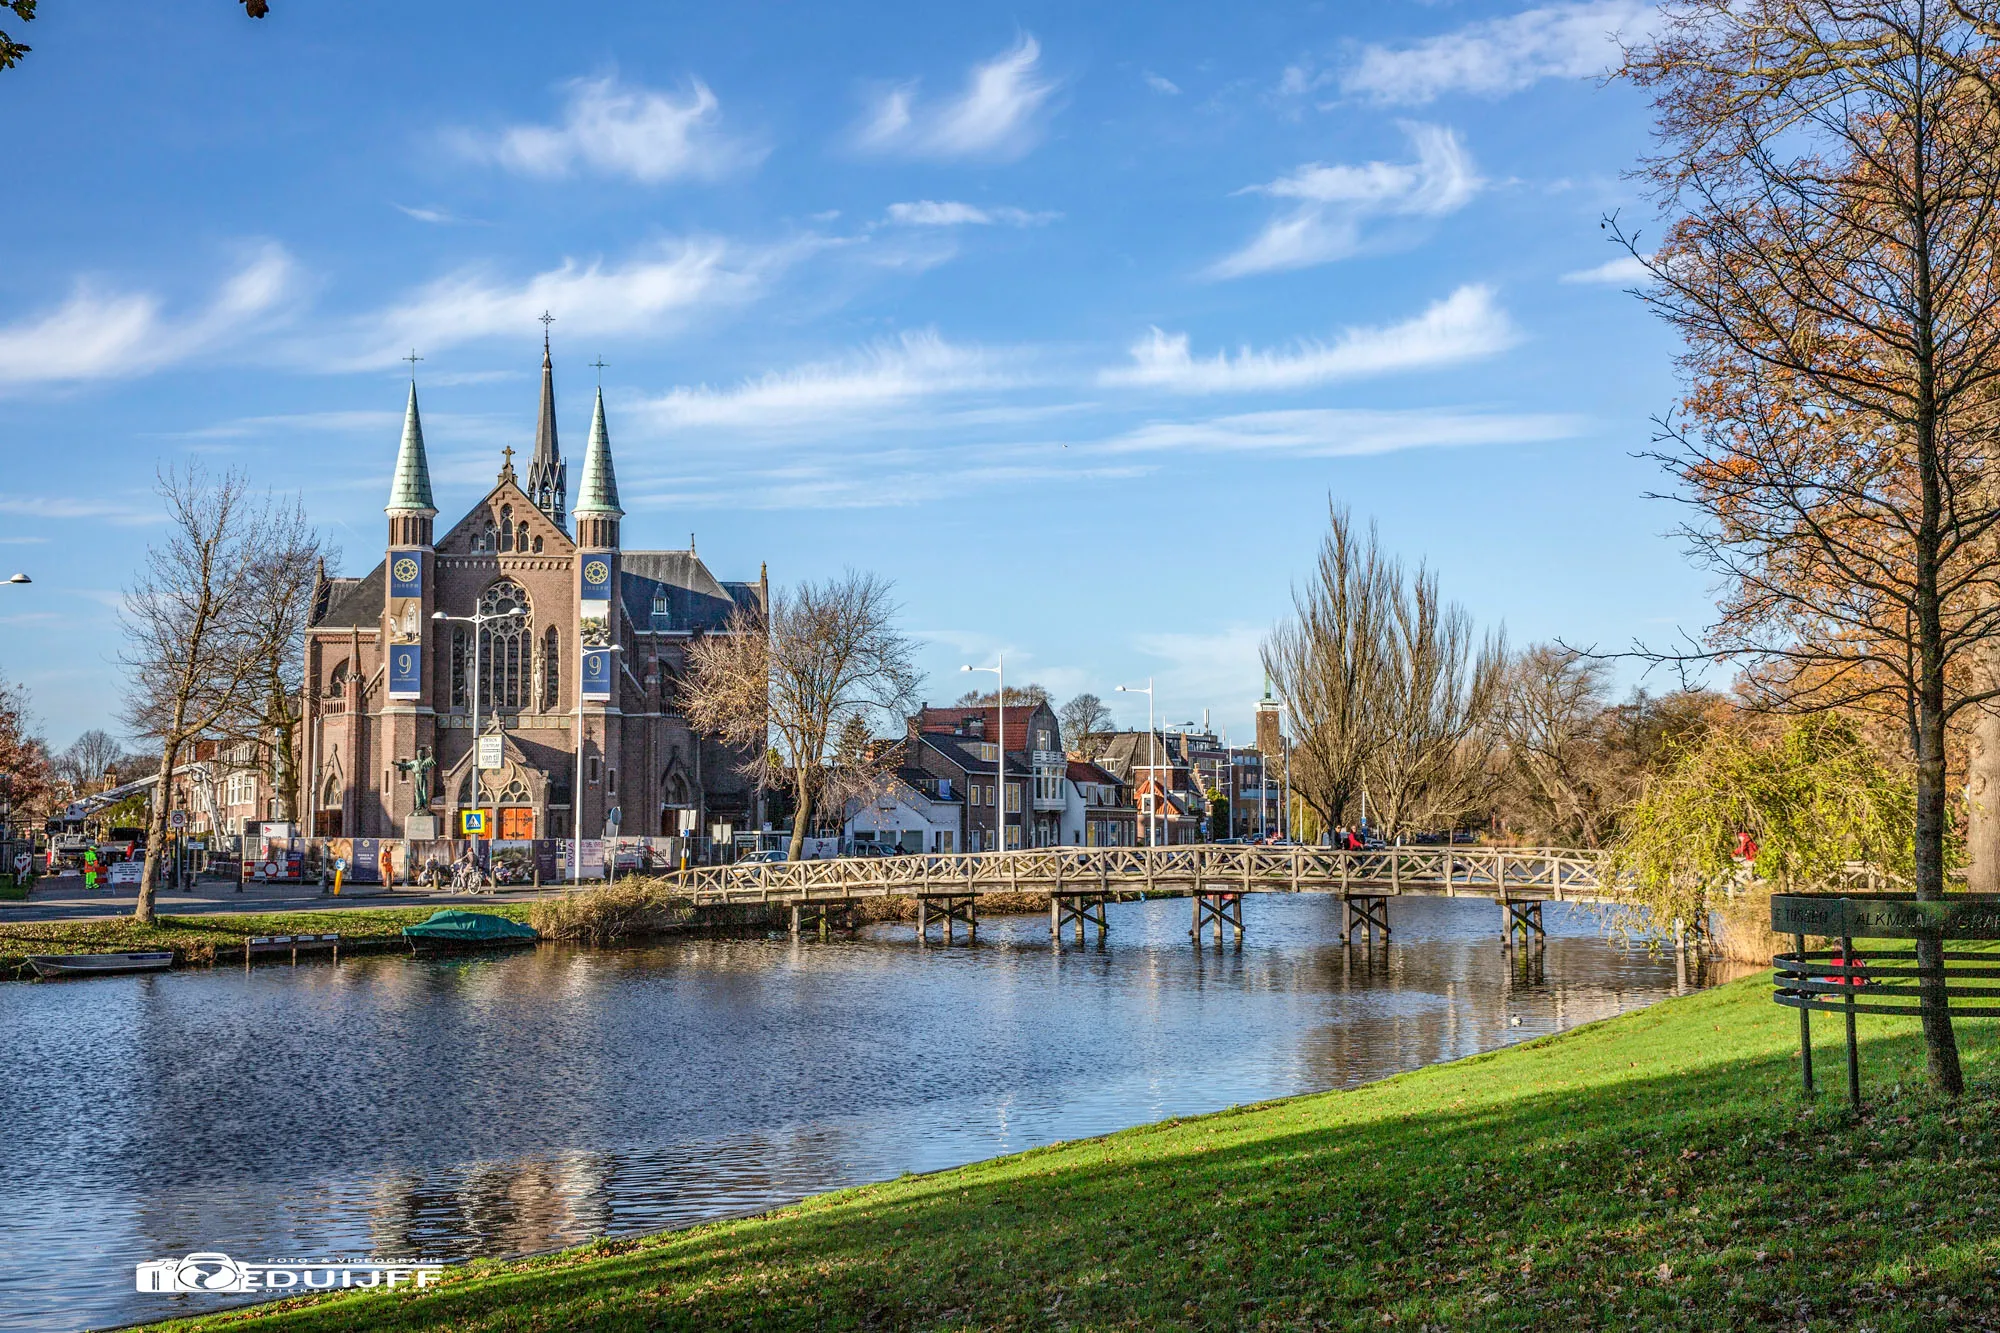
[0,870,562,923]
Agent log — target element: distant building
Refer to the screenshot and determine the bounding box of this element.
[1094,730,1202,844]
[843,767,964,853]
[906,700,1068,848]
[1059,759,1136,846]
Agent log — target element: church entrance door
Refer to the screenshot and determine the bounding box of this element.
[498,807,535,840]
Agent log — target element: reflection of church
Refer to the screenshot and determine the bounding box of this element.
[301,337,767,843]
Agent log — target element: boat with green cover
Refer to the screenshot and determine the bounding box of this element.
[403,909,540,951]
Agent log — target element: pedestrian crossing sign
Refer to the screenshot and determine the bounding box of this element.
[461,809,487,837]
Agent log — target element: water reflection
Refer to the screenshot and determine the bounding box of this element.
[1,894,1741,1332]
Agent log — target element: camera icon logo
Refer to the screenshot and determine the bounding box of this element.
[136,1253,252,1293]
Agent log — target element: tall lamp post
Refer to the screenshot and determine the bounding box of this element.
[960,658,1004,852]
[572,642,622,883]
[1116,679,1158,847]
[432,605,525,833]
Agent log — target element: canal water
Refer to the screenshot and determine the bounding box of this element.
[3,895,1734,1332]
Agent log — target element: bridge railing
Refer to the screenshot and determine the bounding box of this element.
[665,844,1625,906]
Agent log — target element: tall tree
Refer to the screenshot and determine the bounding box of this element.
[54,728,124,796]
[1262,504,1394,836]
[954,683,1050,707]
[1058,691,1114,761]
[1364,566,1505,839]
[1617,0,2000,1092]
[682,571,920,862]
[228,535,327,821]
[121,466,305,923]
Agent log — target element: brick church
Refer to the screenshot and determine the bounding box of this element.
[300,337,768,845]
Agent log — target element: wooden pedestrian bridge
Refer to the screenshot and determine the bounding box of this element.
[671,845,1626,947]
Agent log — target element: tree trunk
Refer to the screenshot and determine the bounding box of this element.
[1968,641,2000,895]
[1916,552,1967,1095]
[135,742,179,925]
[788,776,811,862]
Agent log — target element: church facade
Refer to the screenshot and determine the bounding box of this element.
[299,341,768,847]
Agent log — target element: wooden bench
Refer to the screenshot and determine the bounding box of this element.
[1772,892,2000,1107]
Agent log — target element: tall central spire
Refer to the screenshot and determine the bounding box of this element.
[524,320,568,530]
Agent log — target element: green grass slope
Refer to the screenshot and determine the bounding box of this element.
[158,975,2000,1331]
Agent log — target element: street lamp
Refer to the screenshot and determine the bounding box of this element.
[4,574,29,585]
[573,642,622,884]
[432,605,525,828]
[1116,679,1158,847]
[960,658,1004,853]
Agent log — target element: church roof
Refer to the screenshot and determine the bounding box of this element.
[385,382,436,515]
[620,550,762,633]
[311,567,381,629]
[573,387,622,517]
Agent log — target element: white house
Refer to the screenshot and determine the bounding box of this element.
[1059,759,1138,847]
[843,769,965,853]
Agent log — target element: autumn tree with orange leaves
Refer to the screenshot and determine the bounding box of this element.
[1613,0,2000,1096]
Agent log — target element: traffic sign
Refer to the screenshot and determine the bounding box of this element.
[168,810,188,831]
[461,809,488,837]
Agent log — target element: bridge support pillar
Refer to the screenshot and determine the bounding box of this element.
[1191,887,1243,946]
[1500,898,1545,949]
[1341,894,1391,947]
[790,901,838,939]
[1051,893,1110,946]
[916,895,977,944]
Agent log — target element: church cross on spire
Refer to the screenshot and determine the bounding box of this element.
[402,349,423,374]
[499,443,517,484]
[590,355,607,384]
[539,310,555,349]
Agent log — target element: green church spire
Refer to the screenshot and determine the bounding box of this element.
[385,381,436,515]
[572,387,623,518]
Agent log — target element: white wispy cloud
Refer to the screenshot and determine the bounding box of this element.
[350,237,805,369]
[883,200,1060,227]
[394,204,488,226]
[856,35,1058,161]
[0,244,299,388]
[1144,71,1181,95]
[0,496,161,525]
[1101,405,1582,457]
[457,75,763,182]
[1344,0,1653,106]
[1132,625,1267,726]
[1561,253,1652,284]
[1210,123,1481,278]
[642,329,1020,430]
[1104,286,1516,393]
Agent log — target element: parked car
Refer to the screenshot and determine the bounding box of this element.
[738,849,788,865]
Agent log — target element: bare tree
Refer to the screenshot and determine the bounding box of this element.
[1497,646,1619,846]
[1615,0,2000,1093]
[55,729,125,796]
[121,466,305,923]
[955,682,1050,707]
[0,669,53,830]
[683,570,920,861]
[1262,504,1394,836]
[225,533,327,821]
[1058,691,1115,761]
[1364,567,1506,839]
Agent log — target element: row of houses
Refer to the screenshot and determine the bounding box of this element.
[837,696,1290,852]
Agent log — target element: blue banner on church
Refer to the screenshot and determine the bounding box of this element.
[580,555,613,600]
[389,644,422,698]
[581,647,613,698]
[388,551,423,599]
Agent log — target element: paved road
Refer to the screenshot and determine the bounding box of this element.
[1,871,561,924]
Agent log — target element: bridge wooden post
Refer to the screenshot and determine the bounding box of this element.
[1500,898,1545,949]
[1191,886,1243,946]
[1443,851,1454,898]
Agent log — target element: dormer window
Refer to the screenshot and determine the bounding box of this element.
[651,591,671,630]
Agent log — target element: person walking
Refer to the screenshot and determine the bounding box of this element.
[378,843,396,889]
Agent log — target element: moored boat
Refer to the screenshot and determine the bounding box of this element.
[402,909,540,952]
[27,951,175,979]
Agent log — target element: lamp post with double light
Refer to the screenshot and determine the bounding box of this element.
[432,605,525,830]
[572,642,622,883]
[960,658,1004,853]
[1116,679,1159,847]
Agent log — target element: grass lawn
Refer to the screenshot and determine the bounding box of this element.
[147,972,2000,1331]
[0,905,535,973]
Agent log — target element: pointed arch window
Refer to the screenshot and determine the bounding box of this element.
[478,581,532,711]
[499,505,514,552]
[451,628,470,709]
[542,626,560,710]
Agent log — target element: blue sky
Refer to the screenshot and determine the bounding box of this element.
[0,0,1700,750]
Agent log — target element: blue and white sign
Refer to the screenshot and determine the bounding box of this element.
[388,644,422,698]
[581,647,614,698]
[580,556,612,600]
[388,551,423,599]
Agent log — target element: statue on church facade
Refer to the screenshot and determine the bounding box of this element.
[396,746,437,808]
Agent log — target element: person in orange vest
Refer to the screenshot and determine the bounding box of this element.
[378,843,395,888]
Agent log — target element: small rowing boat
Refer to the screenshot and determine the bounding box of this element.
[27,951,174,979]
